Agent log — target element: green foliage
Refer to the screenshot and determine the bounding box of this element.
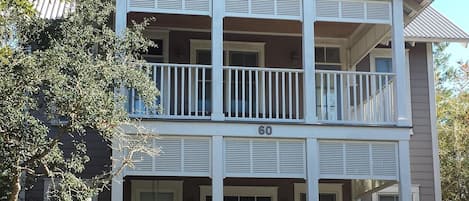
[0,0,159,200]
[434,43,469,201]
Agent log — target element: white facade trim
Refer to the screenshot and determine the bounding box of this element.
[211,136,224,201]
[398,140,412,201]
[306,138,320,201]
[199,186,279,201]
[392,0,412,127]
[426,42,442,201]
[294,183,343,201]
[303,0,316,124]
[190,39,266,67]
[130,180,183,201]
[125,121,412,141]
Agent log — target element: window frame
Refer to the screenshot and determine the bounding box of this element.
[199,186,278,201]
[189,39,266,67]
[293,183,343,201]
[130,180,183,201]
[143,29,169,63]
[372,184,420,201]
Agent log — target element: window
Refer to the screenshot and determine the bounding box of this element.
[294,183,343,201]
[372,184,420,201]
[130,30,168,114]
[379,195,399,201]
[131,180,183,201]
[190,40,265,114]
[199,186,277,201]
[315,46,343,120]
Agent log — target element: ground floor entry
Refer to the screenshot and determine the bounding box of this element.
[124,177,349,201]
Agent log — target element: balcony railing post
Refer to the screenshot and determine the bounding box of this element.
[392,0,412,127]
[303,0,317,124]
[211,0,225,121]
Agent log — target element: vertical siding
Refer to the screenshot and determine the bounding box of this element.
[408,42,435,201]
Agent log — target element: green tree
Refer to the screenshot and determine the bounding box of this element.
[434,43,469,201]
[0,0,159,200]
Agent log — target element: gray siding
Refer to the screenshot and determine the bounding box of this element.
[409,42,435,201]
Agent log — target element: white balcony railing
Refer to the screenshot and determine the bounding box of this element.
[128,63,396,125]
[223,66,304,122]
[315,70,396,124]
[129,63,212,119]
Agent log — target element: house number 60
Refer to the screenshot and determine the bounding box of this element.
[258,126,272,135]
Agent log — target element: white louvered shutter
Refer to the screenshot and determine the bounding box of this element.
[225,138,305,178]
[279,141,305,174]
[319,142,344,175]
[372,143,397,177]
[319,141,398,180]
[185,0,210,12]
[226,0,249,13]
[316,0,339,18]
[129,0,155,8]
[251,0,275,15]
[225,139,251,173]
[155,139,182,172]
[367,2,391,21]
[132,150,154,171]
[277,0,301,17]
[341,1,365,19]
[252,141,277,173]
[157,0,182,10]
[183,138,210,173]
[345,143,370,175]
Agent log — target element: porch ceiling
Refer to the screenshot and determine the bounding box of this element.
[128,12,360,38]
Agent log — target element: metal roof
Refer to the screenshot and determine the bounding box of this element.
[405,6,469,42]
[29,0,469,43]
[30,0,75,19]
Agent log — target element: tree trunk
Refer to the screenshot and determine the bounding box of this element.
[8,170,21,201]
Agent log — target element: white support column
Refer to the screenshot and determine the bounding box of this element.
[303,0,317,124]
[392,0,412,126]
[306,138,320,201]
[398,140,412,201]
[112,0,127,200]
[211,0,225,121]
[212,136,224,201]
[115,0,127,37]
[111,139,124,201]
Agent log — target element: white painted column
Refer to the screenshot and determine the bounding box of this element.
[212,136,224,201]
[398,140,412,201]
[426,43,442,201]
[392,0,412,126]
[112,0,127,200]
[303,0,317,124]
[111,139,124,201]
[306,138,320,201]
[211,0,225,121]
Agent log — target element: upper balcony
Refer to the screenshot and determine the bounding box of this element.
[117,0,422,127]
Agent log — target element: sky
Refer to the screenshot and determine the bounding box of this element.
[431,0,469,66]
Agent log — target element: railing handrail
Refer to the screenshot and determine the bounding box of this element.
[224,66,304,73]
[149,63,212,68]
[315,69,396,76]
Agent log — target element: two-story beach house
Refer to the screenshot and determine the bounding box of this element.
[27,0,469,201]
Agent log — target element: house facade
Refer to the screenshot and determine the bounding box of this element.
[25,0,469,201]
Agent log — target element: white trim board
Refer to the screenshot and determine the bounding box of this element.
[121,121,412,141]
[426,42,442,201]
